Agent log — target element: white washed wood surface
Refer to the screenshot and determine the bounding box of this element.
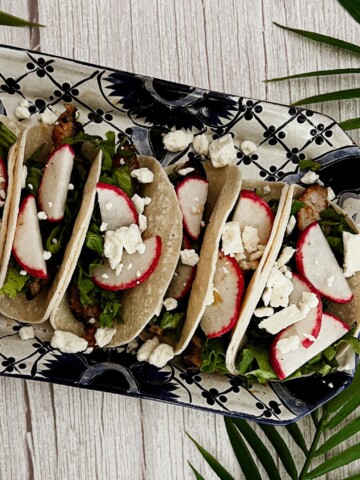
[0,1,359,479]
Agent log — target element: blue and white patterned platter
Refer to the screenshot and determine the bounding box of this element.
[0,44,359,425]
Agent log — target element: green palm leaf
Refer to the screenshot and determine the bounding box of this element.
[225,418,262,480]
[0,11,44,27]
[186,432,235,480]
[339,117,360,130]
[266,68,360,82]
[232,418,282,480]
[325,394,360,430]
[259,424,298,480]
[311,410,319,428]
[285,423,309,456]
[188,462,206,480]
[292,88,360,106]
[343,475,360,480]
[306,443,360,478]
[274,23,360,56]
[316,417,360,455]
[338,0,360,24]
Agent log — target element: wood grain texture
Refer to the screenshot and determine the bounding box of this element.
[0,0,360,478]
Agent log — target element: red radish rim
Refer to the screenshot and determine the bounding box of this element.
[96,181,139,224]
[92,236,162,291]
[295,222,353,304]
[176,177,209,241]
[172,265,197,300]
[240,189,275,223]
[12,194,48,279]
[291,272,323,348]
[0,157,8,190]
[206,252,245,338]
[269,332,287,380]
[38,143,75,222]
[322,311,351,332]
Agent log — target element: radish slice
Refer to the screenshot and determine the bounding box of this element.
[96,182,138,230]
[12,195,48,278]
[176,177,208,240]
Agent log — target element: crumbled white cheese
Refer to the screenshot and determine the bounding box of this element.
[180,249,199,267]
[163,129,194,152]
[266,266,294,308]
[249,250,263,261]
[178,167,195,176]
[221,221,244,256]
[276,246,295,267]
[101,273,109,279]
[327,187,336,202]
[37,211,48,220]
[137,337,160,362]
[136,270,141,277]
[15,105,30,120]
[88,317,96,324]
[48,201,53,208]
[263,185,271,195]
[262,287,272,306]
[254,307,274,318]
[51,330,88,353]
[139,214,147,233]
[242,226,260,253]
[131,168,154,184]
[40,108,58,125]
[95,327,116,348]
[68,183,74,191]
[327,275,335,287]
[277,335,300,354]
[343,231,360,277]
[28,183,33,190]
[208,134,237,168]
[205,283,215,306]
[43,250,52,261]
[83,347,94,355]
[148,343,174,368]
[126,338,139,354]
[0,189,6,200]
[299,291,319,315]
[193,134,210,156]
[51,238,58,245]
[19,270,28,276]
[19,326,35,341]
[105,202,112,210]
[259,305,306,334]
[100,222,108,232]
[286,215,296,236]
[240,140,257,155]
[103,224,146,270]
[163,297,178,311]
[21,165,27,189]
[301,171,319,185]
[131,194,151,214]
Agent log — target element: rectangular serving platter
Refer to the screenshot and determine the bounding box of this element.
[0,44,359,425]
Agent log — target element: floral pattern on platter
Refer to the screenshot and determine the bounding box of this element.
[0,44,358,425]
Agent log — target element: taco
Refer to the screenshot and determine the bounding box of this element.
[136,161,292,371]
[0,116,23,281]
[0,105,101,323]
[227,182,360,383]
[50,137,183,349]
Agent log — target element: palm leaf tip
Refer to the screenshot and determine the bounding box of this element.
[0,11,45,27]
[273,22,360,56]
[338,0,360,24]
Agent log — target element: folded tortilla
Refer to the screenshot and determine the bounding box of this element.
[226,183,360,374]
[50,155,183,347]
[0,116,23,286]
[0,124,102,322]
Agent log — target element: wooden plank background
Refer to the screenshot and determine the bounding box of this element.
[0,1,359,478]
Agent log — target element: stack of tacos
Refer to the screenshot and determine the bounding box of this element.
[0,110,358,384]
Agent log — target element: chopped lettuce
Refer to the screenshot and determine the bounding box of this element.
[0,267,29,298]
[299,159,322,172]
[236,344,277,385]
[25,160,43,196]
[201,337,228,375]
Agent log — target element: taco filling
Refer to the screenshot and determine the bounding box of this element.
[60,135,165,347]
[137,160,209,364]
[0,106,90,301]
[235,184,360,385]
